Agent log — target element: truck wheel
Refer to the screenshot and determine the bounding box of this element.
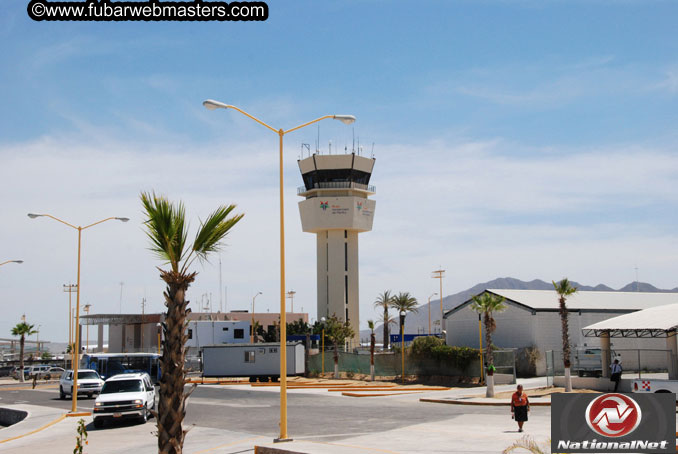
[272,376,279,383]
[139,406,148,424]
[249,376,256,383]
[59,386,66,400]
[577,370,584,377]
[260,376,269,383]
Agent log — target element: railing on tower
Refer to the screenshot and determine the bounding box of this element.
[297,182,376,194]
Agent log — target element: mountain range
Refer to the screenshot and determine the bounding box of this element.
[360,277,678,340]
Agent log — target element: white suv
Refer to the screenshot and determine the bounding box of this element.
[93,373,156,428]
[59,369,104,399]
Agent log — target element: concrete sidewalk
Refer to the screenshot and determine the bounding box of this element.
[254,413,551,454]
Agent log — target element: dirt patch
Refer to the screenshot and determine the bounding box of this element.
[492,387,599,399]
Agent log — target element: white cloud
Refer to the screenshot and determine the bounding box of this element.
[1,133,676,342]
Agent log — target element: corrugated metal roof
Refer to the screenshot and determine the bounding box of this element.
[485,289,678,311]
[582,303,678,337]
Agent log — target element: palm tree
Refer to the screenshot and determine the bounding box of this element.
[367,320,376,381]
[11,322,37,383]
[141,191,243,454]
[470,292,507,397]
[324,315,355,378]
[390,292,418,319]
[553,278,577,392]
[374,291,394,350]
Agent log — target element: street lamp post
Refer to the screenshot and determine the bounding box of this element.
[478,313,484,384]
[399,310,406,384]
[203,99,355,442]
[28,213,128,412]
[83,304,91,353]
[427,293,438,336]
[36,325,41,358]
[156,322,162,354]
[251,292,262,343]
[320,317,326,376]
[286,290,296,314]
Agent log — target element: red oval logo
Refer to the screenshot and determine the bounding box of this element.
[585,393,642,438]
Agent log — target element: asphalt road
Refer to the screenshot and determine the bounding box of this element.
[0,383,550,442]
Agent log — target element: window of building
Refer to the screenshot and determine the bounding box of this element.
[244,351,255,363]
[344,242,348,271]
[187,329,193,340]
[222,327,229,331]
[234,328,244,339]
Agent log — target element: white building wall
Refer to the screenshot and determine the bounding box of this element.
[447,306,670,375]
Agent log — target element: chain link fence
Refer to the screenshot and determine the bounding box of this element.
[545,348,672,386]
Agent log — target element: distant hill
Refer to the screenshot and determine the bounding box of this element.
[360,277,678,341]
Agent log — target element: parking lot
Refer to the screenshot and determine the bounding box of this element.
[0,379,552,453]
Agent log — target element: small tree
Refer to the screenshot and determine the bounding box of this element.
[324,315,355,379]
[11,322,37,383]
[374,291,394,350]
[367,320,376,381]
[553,278,577,392]
[141,191,243,454]
[470,292,507,397]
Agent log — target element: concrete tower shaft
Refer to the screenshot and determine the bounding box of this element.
[297,153,376,344]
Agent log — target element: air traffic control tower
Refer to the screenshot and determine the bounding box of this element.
[297,153,376,343]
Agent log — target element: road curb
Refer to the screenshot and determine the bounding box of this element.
[419,398,551,406]
[0,413,67,444]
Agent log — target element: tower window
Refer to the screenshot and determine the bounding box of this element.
[344,230,347,238]
[344,243,348,271]
[345,275,348,305]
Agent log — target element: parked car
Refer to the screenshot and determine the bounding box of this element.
[92,372,156,428]
[632,378,678,400]
[26,365,51,380]
[9,366,27,380]
[42,366,65,380]
[59,369,104,399]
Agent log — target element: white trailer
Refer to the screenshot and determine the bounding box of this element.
[201,342,305,381]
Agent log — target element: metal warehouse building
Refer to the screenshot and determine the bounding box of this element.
[444,289,678,375]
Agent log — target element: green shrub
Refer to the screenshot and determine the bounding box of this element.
[430,345,479,372]
[410,336,445,356]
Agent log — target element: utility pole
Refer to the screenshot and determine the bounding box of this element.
[119,282,124,314]
[432,268,445,336]
[63,284,78,352]
[141,297,146,350]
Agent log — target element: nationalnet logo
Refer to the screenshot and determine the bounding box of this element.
[585,394,641,437]
[552,392,675,453]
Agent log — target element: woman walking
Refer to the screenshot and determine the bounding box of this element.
[510,384,530,432]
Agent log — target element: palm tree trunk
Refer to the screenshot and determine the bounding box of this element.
[333,341,339,379]
[559,296,572,392]
[157,271,195,454]
[19,336,25,383]
[484,314,494,397]
[370,333,375,381]
[383,307,389,350]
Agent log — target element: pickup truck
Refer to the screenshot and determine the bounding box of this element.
[632,378,678,400]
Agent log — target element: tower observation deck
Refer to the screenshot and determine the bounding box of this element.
[297,153,376,344]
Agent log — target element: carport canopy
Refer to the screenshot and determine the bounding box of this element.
[582,303,678,338]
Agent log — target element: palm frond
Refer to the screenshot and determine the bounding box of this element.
[470,293,507,315]
[373,290,394,309]
[140,191,189,272]
[390,291,419,314]
[190,205,244,268]
[11,322,36,337]
[553,278,578,297]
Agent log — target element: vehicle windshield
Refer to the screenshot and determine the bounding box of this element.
[78,371,100,380]
[101,379,143,394]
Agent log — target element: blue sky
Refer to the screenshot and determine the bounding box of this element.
[1,0,677,342]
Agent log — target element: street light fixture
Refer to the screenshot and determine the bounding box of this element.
[251,291,262,343]
[427,293,438,336]
[28,213,128,413]
[0,260,23,267]
[204,99,355,442]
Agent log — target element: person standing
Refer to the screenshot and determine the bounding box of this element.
[511,384,529,432]
[610,359,622,392]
